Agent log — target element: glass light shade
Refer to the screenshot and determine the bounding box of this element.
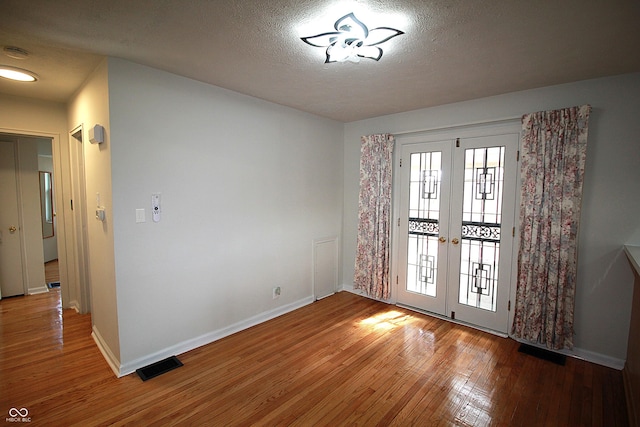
[301,13,403,63]
[0,66,37,82]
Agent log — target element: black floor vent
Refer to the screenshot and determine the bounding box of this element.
[518,343,566,365]
[136,356,183,381]
[47,282,60,288]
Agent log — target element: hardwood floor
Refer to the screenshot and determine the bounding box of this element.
[44,259,59,284]
[0,291,629,426]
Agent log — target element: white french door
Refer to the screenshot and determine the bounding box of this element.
[396,132,519,334]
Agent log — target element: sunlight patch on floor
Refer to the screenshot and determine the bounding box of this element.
[359,310,412,330]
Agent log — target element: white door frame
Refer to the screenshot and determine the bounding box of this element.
[69,125,92,314]
[0,127,89,313]
[390,119,522,335]
[0,130,66,299]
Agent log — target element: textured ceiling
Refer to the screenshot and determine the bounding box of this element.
[1,0,639,122]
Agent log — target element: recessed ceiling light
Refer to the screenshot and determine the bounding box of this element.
[0,66,38,82]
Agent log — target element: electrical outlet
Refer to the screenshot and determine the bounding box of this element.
[272,286,281,299]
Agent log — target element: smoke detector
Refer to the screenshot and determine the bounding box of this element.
[3,46,30,60]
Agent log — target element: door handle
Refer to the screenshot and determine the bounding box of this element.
[438,236,447,243]
[451,238,459,245]
[8,226,17,233]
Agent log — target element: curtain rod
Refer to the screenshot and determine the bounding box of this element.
[392,116,521,137]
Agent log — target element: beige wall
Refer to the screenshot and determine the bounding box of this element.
[67,58,120,369]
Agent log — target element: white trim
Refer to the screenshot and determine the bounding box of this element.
[69,299,81,313]
[343,286,394,305]
[92,326,122,378]
[396,303,509,338]
[116,295,315,377]
[312,236,339,300]
[570,346,626,370]
[68,125,92,315]
[392,116,522,137]
[28,285,49,295]
[511,337,625,370]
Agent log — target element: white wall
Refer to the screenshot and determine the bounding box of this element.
[106,58,344,371]
[343,73,640,364]
[68,59,120,368]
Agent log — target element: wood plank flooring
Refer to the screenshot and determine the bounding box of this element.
[0,290,629,426]
[44,259,59,284]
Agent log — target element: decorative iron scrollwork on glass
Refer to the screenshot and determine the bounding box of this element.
[475,167,496,200]
[471,262,492,296]
[408,218,440,237]
[419,254,435,285]
[461,221,500,242]
[421,170,439,199]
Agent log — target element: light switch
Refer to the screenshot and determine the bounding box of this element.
[135,208,146,223]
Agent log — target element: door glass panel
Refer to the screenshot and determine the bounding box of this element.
[406,152,441,296]
[458,146,504,311]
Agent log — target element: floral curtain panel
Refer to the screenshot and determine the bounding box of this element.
[512,105,591,350]
[354,134,395,300]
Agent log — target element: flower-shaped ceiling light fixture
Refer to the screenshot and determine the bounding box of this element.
[301,13,404,63]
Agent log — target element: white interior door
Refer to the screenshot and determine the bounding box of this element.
[0,140,25,297]
[396,132,519,334]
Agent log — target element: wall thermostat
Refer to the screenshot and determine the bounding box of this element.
[89,124,105,144]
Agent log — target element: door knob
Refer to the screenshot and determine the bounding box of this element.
[9,226,17,232]
[438,236,447,243]
[451,238,459,245]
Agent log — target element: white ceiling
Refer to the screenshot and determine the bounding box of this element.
[1,0,639,122]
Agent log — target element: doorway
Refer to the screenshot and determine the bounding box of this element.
[68,126,92,314]
[0,135,58,298]
[395,128,519,334]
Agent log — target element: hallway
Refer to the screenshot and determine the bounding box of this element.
[45,259,59,285]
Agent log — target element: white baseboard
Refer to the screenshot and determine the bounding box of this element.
[342,284,395,304]
[117,296,315,377]
[570,346,626,370]
[28,285,49,295]
[69,299,81,313]
[92,326,122,378]
[510,337,625,370]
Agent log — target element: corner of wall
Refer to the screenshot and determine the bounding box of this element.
[91,325,123,378]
